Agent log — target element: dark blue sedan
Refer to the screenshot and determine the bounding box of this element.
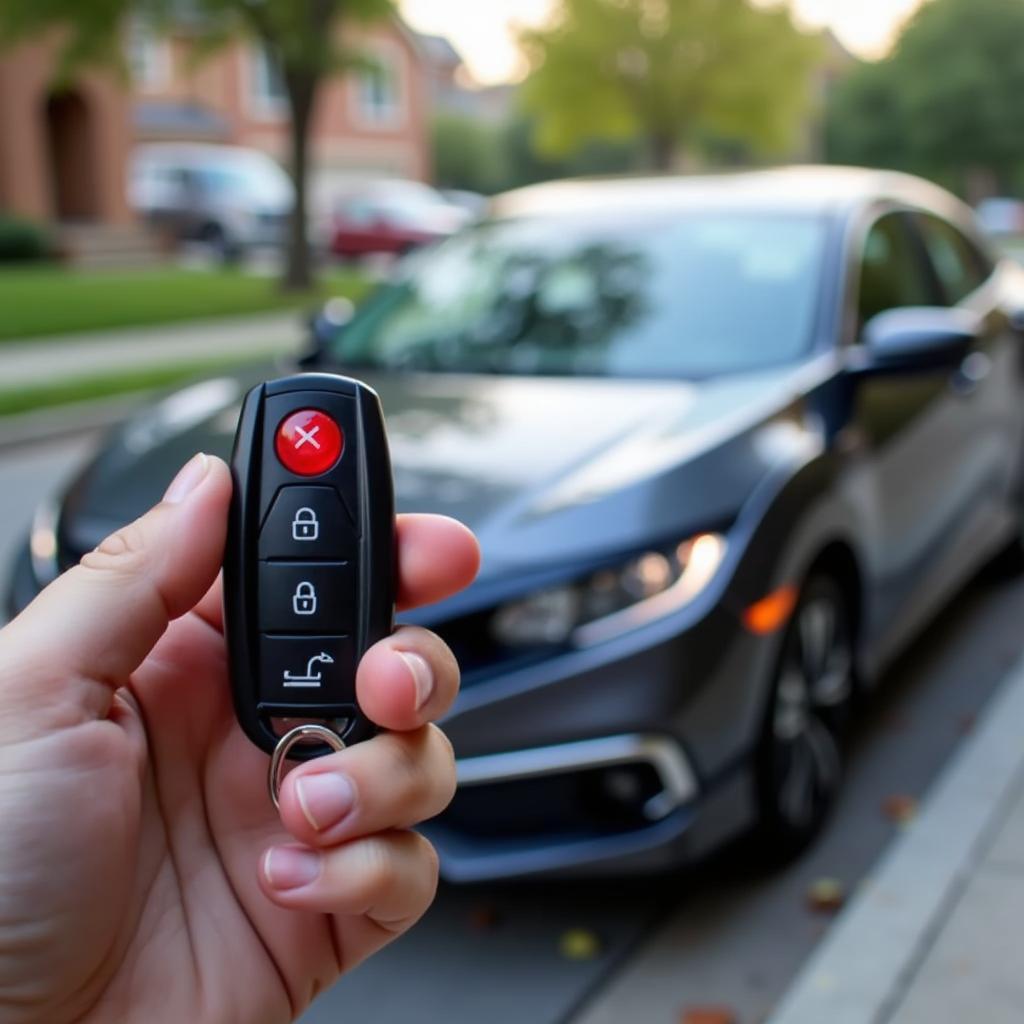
[12,167,1024,880]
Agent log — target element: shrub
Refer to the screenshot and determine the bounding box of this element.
[0,215,51,263]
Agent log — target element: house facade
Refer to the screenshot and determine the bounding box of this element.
[0,17,432,228]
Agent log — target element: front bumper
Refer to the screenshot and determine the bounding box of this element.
[425,597,778,881]
[7,539,777,881]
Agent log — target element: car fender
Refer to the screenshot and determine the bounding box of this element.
[721,444,875,682]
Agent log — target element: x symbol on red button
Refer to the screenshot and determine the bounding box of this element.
[276,409,343,475]
[293,425,321,450]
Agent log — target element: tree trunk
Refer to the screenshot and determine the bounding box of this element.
[283,75,318,291]
[649,133,678,173]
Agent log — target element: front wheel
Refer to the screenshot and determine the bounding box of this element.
[754,574,855,862]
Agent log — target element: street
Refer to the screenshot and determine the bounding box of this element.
[6,434,1024,1023]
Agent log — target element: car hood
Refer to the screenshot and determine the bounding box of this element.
[58,363,826,585]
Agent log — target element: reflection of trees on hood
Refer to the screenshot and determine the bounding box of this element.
[461,242,650,374]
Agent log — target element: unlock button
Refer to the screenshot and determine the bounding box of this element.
[258,562,355,632]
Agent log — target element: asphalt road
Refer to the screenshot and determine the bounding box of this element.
[5,435,1024,1024]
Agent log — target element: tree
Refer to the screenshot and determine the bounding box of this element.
[432,112,506,195]
[518,0,820,172]
[0,0,391,289]
[826,0,1024,200]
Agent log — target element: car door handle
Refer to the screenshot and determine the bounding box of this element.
[951,350,992,396]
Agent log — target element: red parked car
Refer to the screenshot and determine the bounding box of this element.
[330,179,469,259]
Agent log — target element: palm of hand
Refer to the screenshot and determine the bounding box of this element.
[3,609,341,1024]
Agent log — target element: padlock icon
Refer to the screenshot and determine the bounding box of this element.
[292,581,317,616]
[291,507,319,541]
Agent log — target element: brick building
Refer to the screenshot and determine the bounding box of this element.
[0,16,432,230]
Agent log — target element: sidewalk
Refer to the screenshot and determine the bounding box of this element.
[0,310,305,388]
[768,652,1024,1024]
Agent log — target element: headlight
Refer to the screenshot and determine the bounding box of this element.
[491,533,726,649]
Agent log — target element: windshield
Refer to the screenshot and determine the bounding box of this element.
[196,160,292,206]
[334,210,828,378]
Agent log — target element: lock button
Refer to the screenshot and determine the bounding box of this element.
[259,486,355,560]
[292,580,318,615]
[258,562,355,633]
[292,507,319,541]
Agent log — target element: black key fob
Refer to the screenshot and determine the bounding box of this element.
[224,372,395,758]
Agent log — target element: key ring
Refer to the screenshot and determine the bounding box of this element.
[268,723,346,810]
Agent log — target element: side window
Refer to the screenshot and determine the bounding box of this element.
[857,213,935,328]
[916,214,992,305]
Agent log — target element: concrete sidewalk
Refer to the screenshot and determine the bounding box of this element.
[768,652,1024,1024]
[0,310,305,387]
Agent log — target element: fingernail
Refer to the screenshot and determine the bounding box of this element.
[263,846,321,891]
[295,772,356,831]
[164,453,209,504]
[397,650,434,710]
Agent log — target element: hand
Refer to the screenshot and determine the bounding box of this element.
[0,453,479,1023]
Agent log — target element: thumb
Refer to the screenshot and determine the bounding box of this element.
[0,452,232,728]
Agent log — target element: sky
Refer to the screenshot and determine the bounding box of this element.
[399,0,925,85]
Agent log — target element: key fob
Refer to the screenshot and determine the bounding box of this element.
[223,372,395,758]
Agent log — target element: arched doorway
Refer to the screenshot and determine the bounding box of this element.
[45,91,99,221]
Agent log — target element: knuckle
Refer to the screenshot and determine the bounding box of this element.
[80,520,148,576]
[416,833,441,886]
[428,726,458,808]
[385,732,432,801]
[354,837,399,900]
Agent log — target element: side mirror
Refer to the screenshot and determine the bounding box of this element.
[299,296,355,368]
[857,307,980,372]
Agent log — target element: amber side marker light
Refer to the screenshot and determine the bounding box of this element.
[743,584,798,635]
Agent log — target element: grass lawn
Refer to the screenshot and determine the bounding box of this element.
[0,265,371,342]
[0,354,261,418]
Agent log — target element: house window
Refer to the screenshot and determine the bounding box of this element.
[127,22,171,90]
[355,48,403,127]
[250,45,288,118]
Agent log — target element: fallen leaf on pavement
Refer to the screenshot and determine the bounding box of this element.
[680,1007,738,1024]
[559,927,602,960]
[882,793,917,824]
[806,877,845,914]
[467,904,502,931]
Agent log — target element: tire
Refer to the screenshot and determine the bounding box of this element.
[201,222,240,265]
[754,574,855,863]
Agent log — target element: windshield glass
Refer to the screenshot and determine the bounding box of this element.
[196,160,292,206]
[334,210,828,378]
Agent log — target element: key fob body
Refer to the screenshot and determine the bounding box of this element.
[224,372,395,757]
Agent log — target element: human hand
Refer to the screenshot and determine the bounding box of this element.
[0,452,479,1023]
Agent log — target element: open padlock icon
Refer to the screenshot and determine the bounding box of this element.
[292,581,317,616]
[291,507,319,541]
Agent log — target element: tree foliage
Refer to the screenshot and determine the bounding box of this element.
[433,111,643,195]
[826,0,1024,198]
[518,0,821,171]
[0,0,392,288]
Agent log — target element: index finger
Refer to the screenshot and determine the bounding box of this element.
[192,512,480,630]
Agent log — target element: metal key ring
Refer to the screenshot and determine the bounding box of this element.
[268,723,347,810]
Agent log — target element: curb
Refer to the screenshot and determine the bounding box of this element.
[0,392,151,450]
[766,652,1024,1024]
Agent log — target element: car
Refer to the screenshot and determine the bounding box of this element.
[13,166,1024,881]
[129,142,293,259]
[329,179,468,259]
[976,196,1024,237]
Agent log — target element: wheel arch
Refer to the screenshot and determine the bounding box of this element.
[801,538,865,676]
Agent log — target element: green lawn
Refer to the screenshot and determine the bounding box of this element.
[0,266,371,341]
[0,354,262,418]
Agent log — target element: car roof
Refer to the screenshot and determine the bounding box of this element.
[492,165,973,224]
[132,143,279,168]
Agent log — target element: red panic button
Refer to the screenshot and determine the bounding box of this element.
[275,409,344,476]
